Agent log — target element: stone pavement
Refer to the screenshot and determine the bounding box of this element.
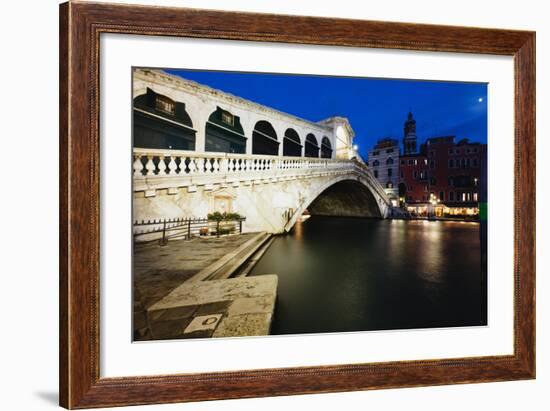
[133,232,259,340]
[145,275,278,340]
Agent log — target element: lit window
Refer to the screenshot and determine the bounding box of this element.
[221,111,234,126]
[473,192,479,201]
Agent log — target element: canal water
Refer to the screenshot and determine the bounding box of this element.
[250,216,487,335]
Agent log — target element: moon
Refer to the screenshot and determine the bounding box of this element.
[478,97,483,102]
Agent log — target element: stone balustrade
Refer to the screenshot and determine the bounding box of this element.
[133,148,355,177]
[132,148,389,206]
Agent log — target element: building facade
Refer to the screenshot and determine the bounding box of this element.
[367,111,487,218]
[367,138,400,204]
[399,135,486,218]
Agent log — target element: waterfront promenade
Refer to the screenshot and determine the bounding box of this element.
[134,233,277,340]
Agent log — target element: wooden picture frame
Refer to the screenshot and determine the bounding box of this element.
[59,1,536,408]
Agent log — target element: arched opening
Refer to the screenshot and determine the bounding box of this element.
[320,136,333,158]
[252,120,279,155]
[133,88,196,150]
[305,133,320,157]
[205,107,246,153]
[386,157,394,165]
[283,128,302,157]
[306,180,382,218]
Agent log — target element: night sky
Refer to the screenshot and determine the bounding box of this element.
[165,69,487,159]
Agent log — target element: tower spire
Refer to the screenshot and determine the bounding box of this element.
[403,111,417,155]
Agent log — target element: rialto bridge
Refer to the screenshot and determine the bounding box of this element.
[132,69,393,235]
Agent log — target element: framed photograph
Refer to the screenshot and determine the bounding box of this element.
[59,1,535,408]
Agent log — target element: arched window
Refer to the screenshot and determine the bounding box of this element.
[133,88,196,150]
[386,182,394,189]
[373,160,380,167]
[320,136,332,158]
[205,107,246,153]
[283,128,302,157]
[386,158,394,165]
[252,120,279,155]
[305,134,320,157]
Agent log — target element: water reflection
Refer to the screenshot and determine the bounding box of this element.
[250,216,486,335]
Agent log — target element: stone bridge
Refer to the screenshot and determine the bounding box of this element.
[133,150,392,235]
[132,68,394,236]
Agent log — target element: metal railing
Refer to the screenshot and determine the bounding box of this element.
[133,216,246,244]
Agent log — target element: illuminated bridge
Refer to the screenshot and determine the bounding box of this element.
[132,69,393,235]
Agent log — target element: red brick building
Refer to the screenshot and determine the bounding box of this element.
[399,135,486,218]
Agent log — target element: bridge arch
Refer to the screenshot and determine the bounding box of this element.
[284,175,386,232]
[204,107,247,154]
[253,120,279,155]
[283,128,302,157]
[133,88,196,150]
[320,136,333,158]
[305,133,320,157]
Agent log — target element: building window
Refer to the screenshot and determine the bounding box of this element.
[449,159,454,168]
[372,151,379,156]
[386,148,394,153]
[386,158,394,165]
[474,177,478,186]
[221,111,234,126]
[473,158,479,167]
[429,150,435,157]
[448,177,454,186]
[373,160,379,167]
[423,159,427,165]
[413,170,418,178]
[408,159,413,165]
[401,160,405,165]
[386,182,393,188]
[400,170,404,178]
[439,191,444,201]
[462,193,467,202]
[407,196,412,202]
[414,159,418,166]
[466,158,471,168]
[388,168,393,177]
[473,192,479,202]
[448,148,454,154]
[424,185,429,192]
[430,159,435,169]
[449,191,455,201]
[155,95,175,115]
[374,170,378,178]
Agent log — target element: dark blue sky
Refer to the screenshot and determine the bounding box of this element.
[166,68,487,159]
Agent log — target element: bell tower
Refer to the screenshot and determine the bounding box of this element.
[403,111,417,155]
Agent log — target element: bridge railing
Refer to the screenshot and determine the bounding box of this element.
[132,148,390,207]
[133,148,353,177]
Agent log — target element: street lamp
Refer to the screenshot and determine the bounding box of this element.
[353,144,358,151]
